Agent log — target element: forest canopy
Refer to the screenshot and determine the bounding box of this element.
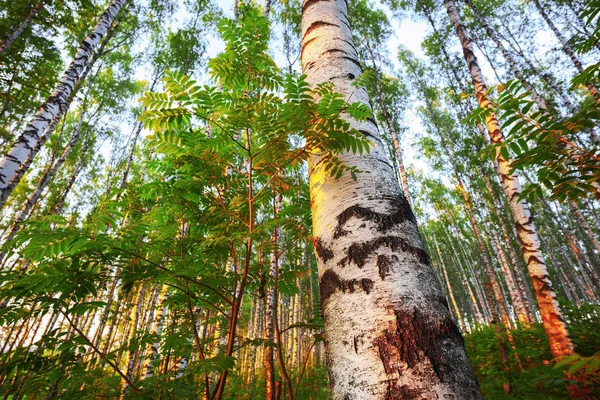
[0,0,599,399]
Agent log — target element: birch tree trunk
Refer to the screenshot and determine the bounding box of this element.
[463,0,548,111]
[302,1,481,398]
[0,0,44,57]
[0,0,126,209]
[530,0,600,104]
[433,238,462,328]
[0,108,88,266]
[570,201,600,256]
[443,0,574,359]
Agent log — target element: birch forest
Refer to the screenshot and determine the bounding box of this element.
[1,0,600,398]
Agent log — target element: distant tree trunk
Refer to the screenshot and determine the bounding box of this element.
[0,0,126,209]
[455,180,513,334]
[264,197,278,400]
[570,201,600,256]
[454,253,485,325]
[302,1,482,398]
[144,286,168,380]
[51,137,91,215]
[0,0,44,56]
[530,0,600,104]
[0,108,88,266]
[444,0,574,359]
[490,230,530,327]
[480,171,537,324]
[433,237,462,328]
[463,0,548,111]
[363,37,411,203]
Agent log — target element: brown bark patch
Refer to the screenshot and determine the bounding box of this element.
[313,237,334,263]
[333,196,416,239]
[531,274,554,294]
[319,269,374,305]
[338,236,429,268]
[373,309,463,382]
[385,380,424,400]
[320,269,341,305]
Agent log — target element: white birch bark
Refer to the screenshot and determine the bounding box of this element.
[444,0,574,358]
[302,1,481,398]
[0,0,126,209]
[144,287,169,379]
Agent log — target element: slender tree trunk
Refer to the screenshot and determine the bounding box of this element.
[0,109,88,266]
[364,38,411,203]
[0,0,126,209]
[0,0,44,56]
[444,0,574,359]
[480,171,537,323]
[265,199,278,400]
[122,284,145,395]
[490,230,529,326]
[144,287,168,380]
[433,238,462,328]
[570,201,600,256]
[530,0,600,103]
[302,1,481,398]
[454,253,484,325]
[51,138,91,215]
[463,0,548,111]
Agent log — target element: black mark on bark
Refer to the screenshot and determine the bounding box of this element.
[339,236,429,269]
[320,269,374,305]
[303,20,339,40]
[333,194,417,239]
[313,237,334,263]
[377,254,391,280]
[342,56,362,71]
[302,0,331,14]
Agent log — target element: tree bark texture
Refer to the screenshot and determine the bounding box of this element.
[302,1,482,398]
[443,0,574,359]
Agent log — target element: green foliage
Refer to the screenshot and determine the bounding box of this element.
[468,79,600,202]
[466,304,600,399]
